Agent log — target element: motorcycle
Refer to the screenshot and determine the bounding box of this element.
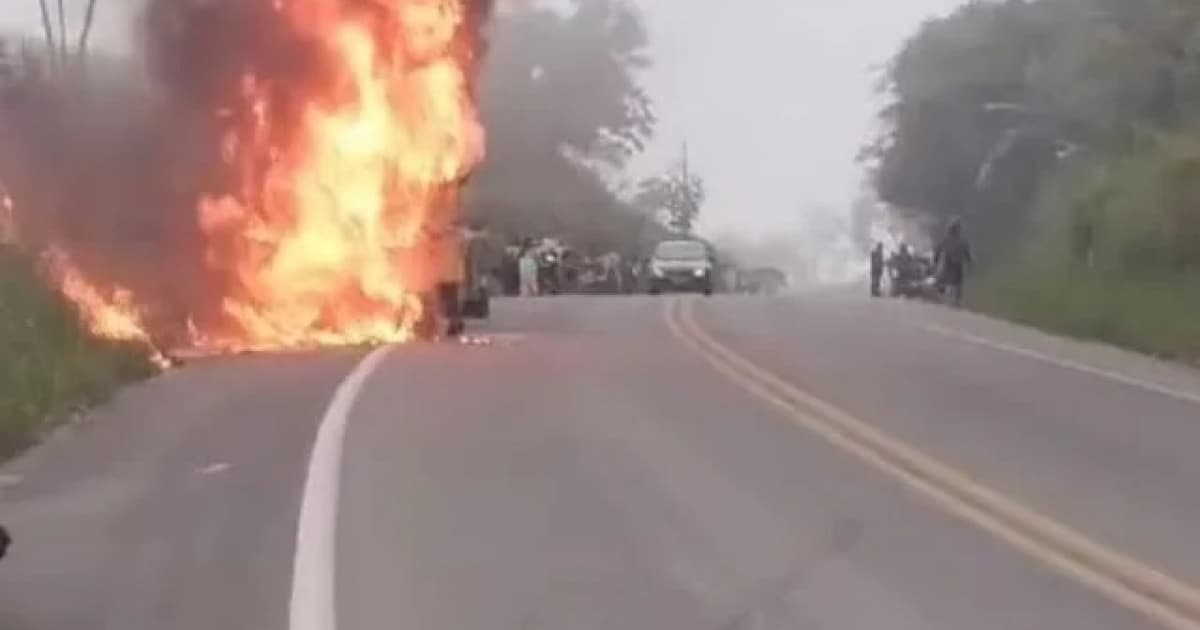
[890,256,941,301]
[537,249,562,295]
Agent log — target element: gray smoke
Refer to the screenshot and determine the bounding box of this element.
[1,0,494,344]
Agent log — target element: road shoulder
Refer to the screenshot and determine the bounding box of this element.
[906,299,1200,404]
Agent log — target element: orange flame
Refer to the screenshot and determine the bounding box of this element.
[1,190,162,360]
[43,248,150,342]
[0,192,14,245]
[195,0,485,351]
[43,248,171,368]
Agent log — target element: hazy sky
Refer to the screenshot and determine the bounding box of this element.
[1,0,966,239]
[632,0,966,237]
[0,1,129,49]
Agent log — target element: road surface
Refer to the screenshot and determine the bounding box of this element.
[2,292,1200,629]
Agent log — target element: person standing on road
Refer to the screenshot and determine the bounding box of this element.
[500,245,521,296]
[518,242,540,297]
[935,219,973,307]
[869,243,885,298]
[889,244,914,296]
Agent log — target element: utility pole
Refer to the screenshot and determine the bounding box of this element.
[680,141,694,235]
[680,141,689,186]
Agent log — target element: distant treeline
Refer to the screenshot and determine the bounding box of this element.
[867,0,1200,360]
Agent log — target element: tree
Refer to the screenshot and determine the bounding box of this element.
[480,0,654,168]
[33,0,101,76]
[865,1,1058,248]
[865,0,1200,264]
[77,0,100,64]
[634,147,706,235]
[871,0,1200,355]
[870,0,1200,217]
[465,0,659,254]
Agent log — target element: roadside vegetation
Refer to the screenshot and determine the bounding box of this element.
[868,0,1200,361]
[973,132,1200,361]
[0,248,155,459]
[467,0,697,256]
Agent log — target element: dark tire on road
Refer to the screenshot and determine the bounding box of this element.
[412,293,439,341]
[462,290,490,319]
[0,524,10,561]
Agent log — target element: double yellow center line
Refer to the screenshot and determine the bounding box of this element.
[664,296,1200,630]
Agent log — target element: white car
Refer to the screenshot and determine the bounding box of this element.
[647,239,714,295]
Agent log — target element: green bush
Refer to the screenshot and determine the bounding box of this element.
[975,264,1200,361]
[0,249,155,458]
[974,131,1200,362]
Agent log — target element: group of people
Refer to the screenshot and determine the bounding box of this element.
[869,220,974,307]
[495,239,556,297]
[497,238,635,297]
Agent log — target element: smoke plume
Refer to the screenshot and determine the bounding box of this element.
[1,0,494,348]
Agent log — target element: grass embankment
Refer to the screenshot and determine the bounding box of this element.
[971,132,1200,364]
[973,264,1200,363]
[0,248,155,459]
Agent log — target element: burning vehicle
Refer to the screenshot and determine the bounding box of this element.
[0,0,497,356]
[184,0,497,348]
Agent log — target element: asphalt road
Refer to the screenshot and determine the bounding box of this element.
[2,292,1199,629]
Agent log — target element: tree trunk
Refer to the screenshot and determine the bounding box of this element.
[57,0,68,67]
[77,0,99,69]
[38,0,57,70]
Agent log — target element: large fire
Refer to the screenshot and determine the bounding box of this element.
[42,248,173,368]
[193,0,486,351]
[44,248,153,344]
[3,0,488,357]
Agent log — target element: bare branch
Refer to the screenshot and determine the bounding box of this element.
[38,0,57,67]
[57,0,68,66]
[77,0,100,66]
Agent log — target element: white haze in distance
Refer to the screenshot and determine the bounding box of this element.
[1,0,966,285]
[634,0,967,284]
[0,1,138,53]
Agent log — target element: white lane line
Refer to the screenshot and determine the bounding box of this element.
[924,323,1200,407]
[290,346,394,630]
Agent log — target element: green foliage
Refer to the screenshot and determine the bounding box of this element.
[870,0,1200,253]
[1020,130,1200,272]
[480,0,654,168]
[974,260,1200,362]
[869,0,1058,234]
[466,0,662,255]
[0,248,154,458]
[972,130,1200,359]
[877,0,1200,359]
